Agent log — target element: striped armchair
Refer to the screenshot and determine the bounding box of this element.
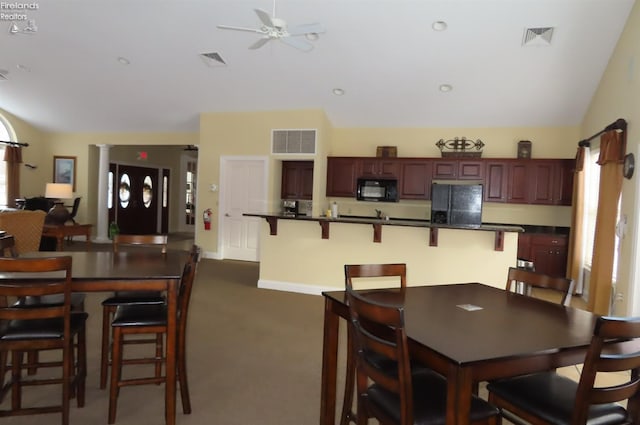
[0,210,46,253]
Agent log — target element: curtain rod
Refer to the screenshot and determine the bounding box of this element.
[0,140,29,147]
[578,118,627,147]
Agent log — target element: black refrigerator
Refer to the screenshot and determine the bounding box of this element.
[430,183,483,226]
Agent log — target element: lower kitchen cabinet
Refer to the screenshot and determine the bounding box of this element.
[519,233,568,278]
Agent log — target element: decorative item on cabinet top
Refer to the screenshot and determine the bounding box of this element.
[435,137,484,158]
[376,146,397,158]
[517,140,532,159]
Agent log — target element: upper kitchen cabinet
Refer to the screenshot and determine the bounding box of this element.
[281,161,314,200]
[326,157,359,197]
[507,159,575,206]
[360,158,400,179]
[399,159,432,200]
[484,161,508,202]
[458,160,485,180]
[432,160,458,179]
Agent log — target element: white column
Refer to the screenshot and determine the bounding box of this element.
[94,144,112,243]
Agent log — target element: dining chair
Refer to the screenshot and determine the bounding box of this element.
[505,266,575,307]
[346,287,499,425]
[0,256,88,425]
[487,315,640,425]
[0,233,86,375]
[341,263,407,425]
[66,197,81,224]
[99,233,169,389]
[107,245,200,424]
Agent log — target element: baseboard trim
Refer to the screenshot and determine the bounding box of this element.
[258,279,337,296]
[202,251,223,260]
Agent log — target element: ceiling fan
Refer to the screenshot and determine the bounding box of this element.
[217,2,325,52]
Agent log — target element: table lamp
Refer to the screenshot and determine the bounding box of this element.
[44,183,73,225]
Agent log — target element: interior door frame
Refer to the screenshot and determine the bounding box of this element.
[217,156,269,259]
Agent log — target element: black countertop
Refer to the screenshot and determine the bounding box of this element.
[244,213,525,233]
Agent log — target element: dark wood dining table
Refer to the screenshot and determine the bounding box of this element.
[0,250,188,425]
[320,283,602,425]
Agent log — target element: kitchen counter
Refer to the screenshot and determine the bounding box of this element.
[243,212,521,293]
[244,212,522,251]
[244,213,524,233]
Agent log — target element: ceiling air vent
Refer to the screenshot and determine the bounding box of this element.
[199,52,227,67]
[272,129,316,155]
[522,27,554,46]
[0,70,8,81]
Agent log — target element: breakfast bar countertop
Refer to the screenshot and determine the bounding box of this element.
[243,212,525,233]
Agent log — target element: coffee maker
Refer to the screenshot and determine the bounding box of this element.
[282,200,298,217]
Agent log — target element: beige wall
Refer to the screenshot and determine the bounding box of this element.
[197,109,332,254]
[581,0,640,315]
[329,127,579,158]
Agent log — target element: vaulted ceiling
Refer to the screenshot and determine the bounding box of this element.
[0,0,634,133]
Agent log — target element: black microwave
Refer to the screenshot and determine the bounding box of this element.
[356,178,399,202]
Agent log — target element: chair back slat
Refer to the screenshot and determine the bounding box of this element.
[113,234,168,254]
[345,263,406,290]
[506,267,575,306]
[0,256,73,341]
[346,287,413,424]
[573,316,640,424]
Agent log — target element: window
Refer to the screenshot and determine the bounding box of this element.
[583,146,621,281]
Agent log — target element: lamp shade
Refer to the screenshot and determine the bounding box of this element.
[45,183,73,200]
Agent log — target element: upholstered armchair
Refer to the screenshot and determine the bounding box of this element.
[0,210,46,253]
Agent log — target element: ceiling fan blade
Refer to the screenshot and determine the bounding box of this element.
[280,36,313,52]
[217,25,265,34]
[254,9,274,27]
[287,23,326,36]
[249,37,271,50]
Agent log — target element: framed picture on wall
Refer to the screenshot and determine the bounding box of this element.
[53,156,76,190]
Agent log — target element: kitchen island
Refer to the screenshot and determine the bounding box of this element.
[244,213,523,294]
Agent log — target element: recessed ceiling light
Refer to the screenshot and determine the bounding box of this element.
[117,57,130,65]
[16,64,30,72]
[432,21,448,31]
[439,84,453,92]
[332,88,345,96]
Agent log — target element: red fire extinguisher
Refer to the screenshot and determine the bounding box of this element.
[203,208,212,230]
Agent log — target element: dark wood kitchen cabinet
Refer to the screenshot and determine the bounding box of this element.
[507,161,530,204]
[360,158,399,178]
[484,162,508,202]
[526,234,568,278]
[325,156,575,204]
[326,157,359,197]
[281,161,314,200]
[399,159,432,199]
[432,160,458,179]
[458,160,485,180]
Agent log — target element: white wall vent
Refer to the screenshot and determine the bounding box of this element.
[522,27,554,46]
[272,129,316,154]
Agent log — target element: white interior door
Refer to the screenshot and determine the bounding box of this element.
[220,157,268,261]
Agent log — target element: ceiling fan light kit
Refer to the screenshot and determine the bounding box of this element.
[217,4,325,52]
